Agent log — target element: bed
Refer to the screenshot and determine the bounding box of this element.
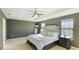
[26,25,59,50]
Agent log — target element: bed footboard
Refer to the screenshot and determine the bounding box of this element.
[43,41,57,50]
[27,40,37,50]
[27,40,57,50]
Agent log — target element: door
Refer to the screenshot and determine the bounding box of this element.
[3,18,6,45]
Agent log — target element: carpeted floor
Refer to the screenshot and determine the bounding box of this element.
[3,37,79,50]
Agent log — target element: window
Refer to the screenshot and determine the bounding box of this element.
[60,18,74,39]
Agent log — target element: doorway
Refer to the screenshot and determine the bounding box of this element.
[3,18,6,46]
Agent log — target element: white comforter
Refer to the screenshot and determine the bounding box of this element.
[26,34,58,50]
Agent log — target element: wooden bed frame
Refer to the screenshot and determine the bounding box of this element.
[27,40,57,50]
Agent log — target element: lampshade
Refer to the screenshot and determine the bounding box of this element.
[34,15,38,18]
[35,25,39,27]
[41,23,45,28]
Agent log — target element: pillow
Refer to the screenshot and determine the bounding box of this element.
[45,25,59,32]
[41,29,59,37]
[41,30,47,36]
[44,31,59,37]
[41,30,54,36]
[46,31,55,37]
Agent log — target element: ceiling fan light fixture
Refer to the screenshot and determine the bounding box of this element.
[34,15,38,18]
[30,8,44,19]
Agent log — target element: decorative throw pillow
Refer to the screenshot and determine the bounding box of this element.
[46,31,58,37]
[46,31,54,37]
[41,29,59,37]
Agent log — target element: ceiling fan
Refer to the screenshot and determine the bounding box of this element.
[29,8,44,18]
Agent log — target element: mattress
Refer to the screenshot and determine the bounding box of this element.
[26,34,58,50]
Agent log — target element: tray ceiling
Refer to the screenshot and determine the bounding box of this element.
[1,8,79,22]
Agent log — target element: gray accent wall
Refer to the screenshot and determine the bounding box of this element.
[7,19,35,39]
[40,13,79,48]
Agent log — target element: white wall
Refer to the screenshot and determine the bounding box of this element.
[3,18,6,45]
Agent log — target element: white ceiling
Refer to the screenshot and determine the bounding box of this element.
[1,8,79,22]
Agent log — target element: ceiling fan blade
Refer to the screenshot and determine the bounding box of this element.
[32,14,35,17]
[35,8,37,14]
[37,14,44,15]
[28,8,44,17]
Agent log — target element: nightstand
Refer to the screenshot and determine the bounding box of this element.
[58,37,71,49]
